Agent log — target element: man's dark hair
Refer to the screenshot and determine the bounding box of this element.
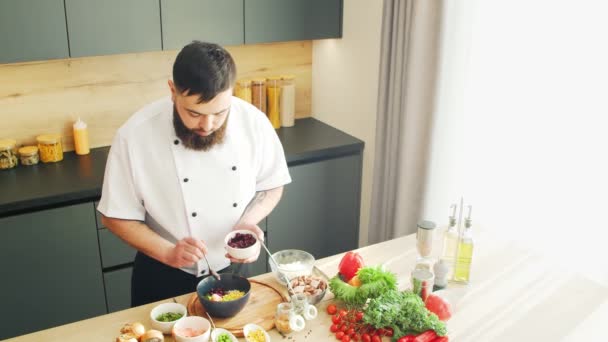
[172,41,237,103]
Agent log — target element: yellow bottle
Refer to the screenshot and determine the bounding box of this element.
[266,76,281,129]
[73,117,90,155]
[453,206,474,284]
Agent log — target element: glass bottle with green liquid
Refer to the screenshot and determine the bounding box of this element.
[453,205,474,284]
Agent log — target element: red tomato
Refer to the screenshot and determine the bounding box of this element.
[339,309,349,317]
[425,294,453,321]
[353,333,361,341]
[385,327,394,337]
[355,311,364,322]
[371,335,382,342]
[341,336,351,342]
[327,304,338,315]
[330,324,339,333]
[338,252,365,281]
[336,331,345,340]
[332,315,342,324]
[361,333,371,342]
[377,328,385,336]
[340,325,349,332]
[347,328,355,336]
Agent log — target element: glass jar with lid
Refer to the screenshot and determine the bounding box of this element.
[19,146,39,166]
[251,78,267,114]
[280,75,296,127]
[36,134,63,163]
[266,76,281,129]
[234,79,252,103]
[0,139,18,170]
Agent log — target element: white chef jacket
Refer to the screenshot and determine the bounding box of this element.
[97,96,291,276]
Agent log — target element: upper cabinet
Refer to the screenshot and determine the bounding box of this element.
[65,0,162,58]
[161,0,244,50]
[244,0,343,44]
[0,0,69,63]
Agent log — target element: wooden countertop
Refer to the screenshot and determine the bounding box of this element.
[7,232,607,341]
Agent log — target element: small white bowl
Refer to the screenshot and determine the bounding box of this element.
[224,230,260,260]
[172,316,211,342]
[211,327,239,342]
[243,323,271,342]
[150,302,187,334]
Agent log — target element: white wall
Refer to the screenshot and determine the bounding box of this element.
[312,0,384,247]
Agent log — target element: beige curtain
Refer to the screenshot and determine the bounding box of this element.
[368,0,444,244]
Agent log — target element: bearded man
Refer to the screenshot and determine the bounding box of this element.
[98,41,291,306]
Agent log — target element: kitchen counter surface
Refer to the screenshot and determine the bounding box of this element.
[7,231,607,341]
[0,118,363,218]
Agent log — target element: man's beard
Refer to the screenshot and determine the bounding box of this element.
[173,106,228,151]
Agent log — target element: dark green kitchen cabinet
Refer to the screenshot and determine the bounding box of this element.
[0,0,69,63]
[104,267,133,313]
[161,0,244,50]
[0,203,106,340]
[65,0,162,57]
[244,0,343,44]
[267,154,361,259]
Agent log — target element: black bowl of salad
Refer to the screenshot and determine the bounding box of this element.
[196,273,251,318]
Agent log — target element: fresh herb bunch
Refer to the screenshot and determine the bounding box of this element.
[363,290,447,339]
[329,265,398,305]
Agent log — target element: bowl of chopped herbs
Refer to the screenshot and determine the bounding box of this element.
[150,302,187,334]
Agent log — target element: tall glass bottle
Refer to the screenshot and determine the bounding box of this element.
[453,206,474,284]
[441,204,458,279]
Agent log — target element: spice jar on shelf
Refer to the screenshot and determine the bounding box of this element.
[280,75,296,127]
[266,76,281,129]
[251,78,267,114]
[36,134,63,163]
[18,146,39,166]
[0,139,18,170]
[234,79,252,103]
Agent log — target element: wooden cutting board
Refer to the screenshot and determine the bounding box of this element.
[187,279,288,337]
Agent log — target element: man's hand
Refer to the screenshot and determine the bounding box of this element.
[165,237,208,268]
[226,223,264,264]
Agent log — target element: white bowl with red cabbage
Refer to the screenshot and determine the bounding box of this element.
[224,230,260,260]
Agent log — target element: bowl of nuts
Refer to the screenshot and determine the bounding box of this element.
[287,266,329,305]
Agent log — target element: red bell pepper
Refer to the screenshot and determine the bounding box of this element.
[338,251,364,282]
[414,330,438,342]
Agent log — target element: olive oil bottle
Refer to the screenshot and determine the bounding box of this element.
[453,205,474,284]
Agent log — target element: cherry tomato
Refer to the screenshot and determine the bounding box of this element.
[385,327,394,337]
[347,328,355,336]
[330,324,339,333]
[341,336,351,342]
[361,334,371,342]
[377,328,385,336]
[355,311,364,322]
[340,324,349,332]
[353,333,361,341]
[336,331,345,340]
[332,315,342,324]
[339,309,349,318]
[327,304,338,315]
[371,335,382,342]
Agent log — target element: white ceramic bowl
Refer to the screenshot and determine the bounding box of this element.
[172,316,211,342]
[211,327,239,342]
[149,302,187,334]
[224,230,260,260]
[269,249,315,284]
[243,323,271,342]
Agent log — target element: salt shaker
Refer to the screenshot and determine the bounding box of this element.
[290,293,317,320]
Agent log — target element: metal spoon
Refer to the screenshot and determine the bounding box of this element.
[258,239,295,295]
[202,252,221,281]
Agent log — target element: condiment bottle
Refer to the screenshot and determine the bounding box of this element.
[235,79,252,103]
[411,268,434,301]
[290,293,317,320]
[251,78,267,114]
[416,220,436,260]
[266,76,281,129]
[18,146,39,166]
[0,139,18,170]
[275,302,305,334]
[453,205,474,284]
[36,134,63,163]
[433,259,449,291]
[280,75,296,127]
[441,204,458,279]
[73,117,90,155]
